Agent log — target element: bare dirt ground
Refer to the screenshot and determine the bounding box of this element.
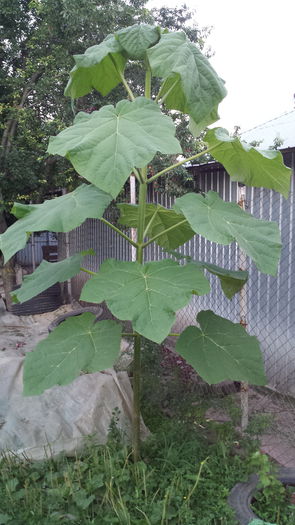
[205,387,295,468]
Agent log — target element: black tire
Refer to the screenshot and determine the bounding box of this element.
[228,467,295,525]
[48,306,103,332]
[10,284,62,316]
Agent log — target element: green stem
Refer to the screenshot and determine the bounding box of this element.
[109,55,135,101]
[80,267,97,276]
[133,333,141,462]
[155,79,166,103]
[132,175,148,462]
[143,207,158,239]
[137,176,148,262]
[186,457,209,504]
[100,217,137,248]
[119,71,135,101]
[142,218,187,247]
[155,78,179,104]
[133,167,145,184]
[145,65,152,99]
[122,332,137,337]
[147,147,217,184]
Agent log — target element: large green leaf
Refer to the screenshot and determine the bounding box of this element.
[176,310,266,385]
[205,128,291,198]
[23,314,122,395]
[12,251,94,304]
[48,97,182,198]
[147,32,227,134]
[117,203,195,249]
[64,35,126,98]
[0,184,111,263]
[116,24,160,59]
[174,191,281,276]
[165,250,248,300]
[80,259,210,343]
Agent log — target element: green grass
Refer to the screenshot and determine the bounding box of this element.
[0,418,248,525]
[0,339,292,524]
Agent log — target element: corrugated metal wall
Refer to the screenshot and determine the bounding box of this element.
[59,150,295,396]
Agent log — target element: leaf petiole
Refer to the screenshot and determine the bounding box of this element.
[147,146,217,184]
[119,70,135,101]
[156,77,180,105]
[109,54,135,101]
[143,207,158,239]
[145,64,152,99]
[142,218,188,247]
[80,267,97,276]
[100,217,138,247]
[133,168,145,184]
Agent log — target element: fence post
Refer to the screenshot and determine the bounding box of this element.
[237,183,249,431]
[31,232,36,271]
[62,188,72,302]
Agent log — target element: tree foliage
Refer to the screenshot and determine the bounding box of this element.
[0,0,207,216]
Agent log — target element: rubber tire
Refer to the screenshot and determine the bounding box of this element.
[48,306,103,332]
[228,467,295,525]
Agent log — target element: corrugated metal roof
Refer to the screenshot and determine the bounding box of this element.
[241,110,295,149]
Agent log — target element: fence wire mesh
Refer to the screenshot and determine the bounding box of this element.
[55,155,295,465]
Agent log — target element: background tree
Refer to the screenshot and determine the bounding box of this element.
[0,0,211,307]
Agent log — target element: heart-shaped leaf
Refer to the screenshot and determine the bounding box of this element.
[80,259,210,343]
[174,191,281,276]
[117,203,195,249]
[48,97,182,198]
[116,24,160,59]
[205,128,291,198]
[0,184,111,263]
[176,310,266,385]
[12,251,94,304]
[64,35,126,98]
[147,32,226,133]
[23,314,122,395]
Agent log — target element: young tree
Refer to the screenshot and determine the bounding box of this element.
[0,24,291,461]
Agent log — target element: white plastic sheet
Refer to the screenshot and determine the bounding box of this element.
[0,301,148,460]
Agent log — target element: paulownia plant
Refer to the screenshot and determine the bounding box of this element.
[0,24,291,460]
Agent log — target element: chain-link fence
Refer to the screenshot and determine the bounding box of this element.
[58,151,295,465]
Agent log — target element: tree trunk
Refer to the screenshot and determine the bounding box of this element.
[0,70,44,311]
[1,70,44,157]
[0,189,14,311]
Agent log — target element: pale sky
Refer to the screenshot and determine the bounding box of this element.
[147,0,295,133]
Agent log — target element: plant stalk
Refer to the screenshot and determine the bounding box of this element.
[133,333,141,462]
[132,175,147,462]
[132,69,151,461]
